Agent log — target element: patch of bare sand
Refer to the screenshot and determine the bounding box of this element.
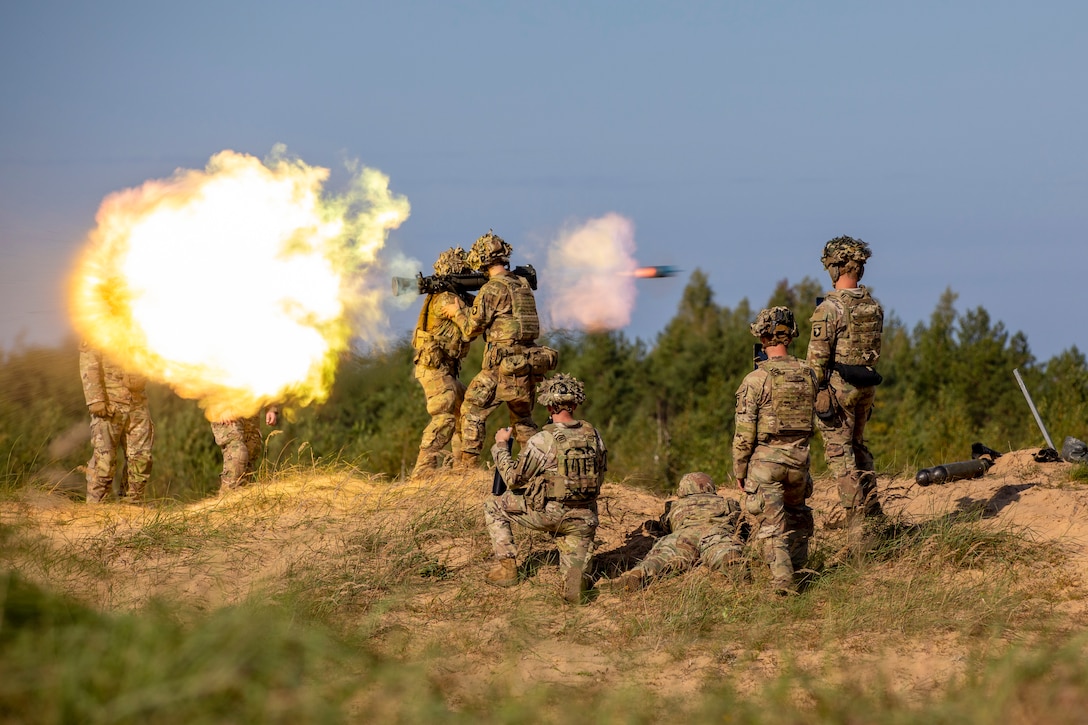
[4,451,1087,705]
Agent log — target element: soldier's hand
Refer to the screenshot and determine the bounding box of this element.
[443,301,461,317]
[88,401,110,418]
[736,477,745,491]
[265,408,279,426]
[494,427,513,445]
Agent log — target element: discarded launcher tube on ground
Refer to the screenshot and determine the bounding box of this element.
[915,442,1002,487]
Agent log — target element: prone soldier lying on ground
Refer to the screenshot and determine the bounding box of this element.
[596,472,746,593]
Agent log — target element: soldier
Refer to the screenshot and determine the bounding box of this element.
[596,472,745,592]
[458,230,550,467]
[411,247,474,476]
[212,405,278,493]
[733,307,818,594]
[484,373,606,604]
[808,235,885,525]
[79,342,154,504]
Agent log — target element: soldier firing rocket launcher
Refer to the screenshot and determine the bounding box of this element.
[915,442,1003,486]
[392,264,538,297]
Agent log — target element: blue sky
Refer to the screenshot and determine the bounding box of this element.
[2,1,1085,361]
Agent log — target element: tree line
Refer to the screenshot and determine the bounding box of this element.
[2,271,1084,499]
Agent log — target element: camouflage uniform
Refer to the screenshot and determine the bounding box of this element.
[734,307,818,593]
[484,373,605,603]
[808,236,884,519]
[79,342,154,503]
[598,473,744,591]
[460,232,546,464]
[412,248,474,475]
[211,415,264,491]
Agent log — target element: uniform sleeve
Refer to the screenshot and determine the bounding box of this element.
[731,374,760,480]
[491,432,551,490]
[79,344,107,406]
[466,281,501,340]
[437,291,473,340]
[807,299,840,386]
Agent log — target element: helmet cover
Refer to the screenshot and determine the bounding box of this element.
[677,471,716,496]
[537,372,586,410]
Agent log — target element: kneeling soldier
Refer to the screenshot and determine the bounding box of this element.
[484,373,606,604]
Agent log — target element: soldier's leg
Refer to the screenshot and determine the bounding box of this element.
[212,420,249,491]
[86,414,120,503]
[505,392,539,452]
[745,462,794,593]
[460,370,500,466]
[242,417,263,479]
[554,506,599,604]
[125,404,155,503]
[413,367,460,475]
[849,388,883,517]
[700,531,747,572]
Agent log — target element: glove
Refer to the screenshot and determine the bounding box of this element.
[814,387,835,420]
[88,400,112,418]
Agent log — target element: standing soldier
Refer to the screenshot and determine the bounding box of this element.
[733,307,818,594]
[596,472,746,592]
[484,373,606,604]
[411,247,474,476]
[212,405,278,493]
[458,230,552,467]
[807,235,885,526]
[79,342,154,504]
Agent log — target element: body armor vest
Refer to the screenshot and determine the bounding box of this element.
[540,421,605,502]
[666,493,737,531]
[485,274,539,344]
[828,288,883,366]
[412,294,468,366]
[760,358,817,437]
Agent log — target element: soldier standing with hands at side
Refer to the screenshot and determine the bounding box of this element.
[733,307,818,594]
[807,236,885,527]
[79,341,154,504]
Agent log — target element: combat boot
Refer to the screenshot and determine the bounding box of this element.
[596,569,645,593]
[455,451,480,470]
[484,557,519,587]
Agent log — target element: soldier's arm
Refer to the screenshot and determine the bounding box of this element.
[731,376,759,482]
[807,300,839,386]
[438,290,474,340]
[491,432,550,491]
[78,344,108,407]
[465,282,504,340]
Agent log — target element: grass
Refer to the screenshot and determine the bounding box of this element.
[2,462,1088,722]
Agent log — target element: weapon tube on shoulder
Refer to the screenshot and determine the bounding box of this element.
[392,263,538,296]
[915,458,995,487]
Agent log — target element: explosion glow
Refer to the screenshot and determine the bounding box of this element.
[545,213,640,332]
[69,146,410,421]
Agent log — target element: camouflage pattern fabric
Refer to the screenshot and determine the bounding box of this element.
[460,269,542,460]
[412,290,472,475]
[211,416,262,491]
[733,355,817,591]
[631,493,744,580]
[808,287,883,512]
[80,344,153,503]
[486,420,606,587]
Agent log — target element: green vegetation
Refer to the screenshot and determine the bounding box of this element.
[8,274,1082,501]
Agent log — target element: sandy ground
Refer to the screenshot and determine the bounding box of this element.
[3,449,1086,703]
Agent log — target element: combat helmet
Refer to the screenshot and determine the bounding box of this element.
[433,246,470,276]
[750,306,798,345]
[537,372,586,410]
[820,235,871,283]
[677,472,716,497]
[467,230,513,271]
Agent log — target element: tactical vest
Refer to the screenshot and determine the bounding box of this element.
[540,421,605,502]
[760,358,817,436]
[412,294,468,367]
[667,493,737,532]
[827,288,883,366]
[484,273,539,344]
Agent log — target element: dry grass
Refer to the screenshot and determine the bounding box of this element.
[3,460,1088,721]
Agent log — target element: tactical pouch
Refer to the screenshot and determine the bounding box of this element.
[834,363,883,387]
[499,353,530,377]
[528,346,559,375]
[744,491,765,516]
[814,386,837,420]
